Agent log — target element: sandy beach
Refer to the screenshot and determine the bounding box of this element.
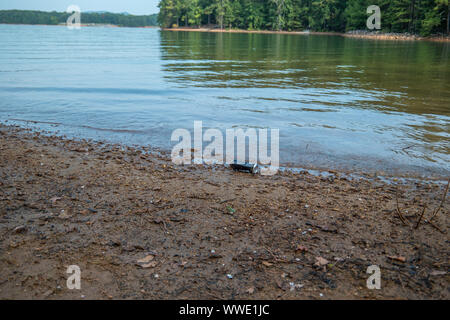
[0,124,448,299]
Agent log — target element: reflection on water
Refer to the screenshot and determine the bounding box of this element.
[0,25,448,177]
[159,31,449,175]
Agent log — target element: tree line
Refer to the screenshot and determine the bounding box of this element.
[158,0,450,36]
[0,10,158,27]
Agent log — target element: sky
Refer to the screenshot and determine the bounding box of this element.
[0,0,160,15]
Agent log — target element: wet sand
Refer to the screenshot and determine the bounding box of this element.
[0,124,448,299]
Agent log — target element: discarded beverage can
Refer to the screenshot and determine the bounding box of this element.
[230,162,258,174]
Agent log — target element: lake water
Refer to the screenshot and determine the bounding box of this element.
[0,24,449,177]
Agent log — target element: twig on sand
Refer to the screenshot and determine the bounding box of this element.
[394,184,446,233]
[264,246,288,263]
[396,188,410,226]
[219,197,236,204]
[205,289,224,300]
[415,205,427,229]
[144,216,168,233]
[425,219,445,234]
[429,178,449,222]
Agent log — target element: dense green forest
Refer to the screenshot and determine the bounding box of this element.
[0,10,158,27]
[158,0,450,36]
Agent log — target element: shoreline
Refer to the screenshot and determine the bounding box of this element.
[162,27,450,42]
[0,23,159,29]
[2,23,448,42]
[3,119,448,183]
[0,123,448,299]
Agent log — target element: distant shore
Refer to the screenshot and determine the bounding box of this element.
[162,27,450,42]
[0,23,159,29]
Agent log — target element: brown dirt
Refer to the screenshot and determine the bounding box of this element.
[0,124,448,300]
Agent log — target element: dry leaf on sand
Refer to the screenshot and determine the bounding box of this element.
[314,256,329,266]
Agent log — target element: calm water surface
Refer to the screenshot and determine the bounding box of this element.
[0,25,449,176]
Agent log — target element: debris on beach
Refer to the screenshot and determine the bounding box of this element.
[136,254,157,268]
[289,282,304,291]
[229,162,258,174]
[13,226,27,234]
[49,196,61,205]
[314,257,329,267]
[226,206,236,214]
[387,255,406,263]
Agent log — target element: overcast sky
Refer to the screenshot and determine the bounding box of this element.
[0,0,159,15]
